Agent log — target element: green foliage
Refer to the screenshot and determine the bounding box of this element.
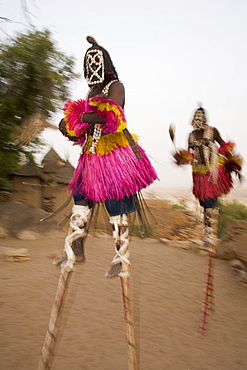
[131,225,153,238]
[218,200,247,238]
[172,197,188,210]
[172,204,185,210]
[0,29,79,190]
[0,143,19,190]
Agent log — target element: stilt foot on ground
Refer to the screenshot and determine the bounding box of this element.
[105,262,122,277]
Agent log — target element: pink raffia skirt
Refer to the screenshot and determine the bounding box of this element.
[68,143,158,203]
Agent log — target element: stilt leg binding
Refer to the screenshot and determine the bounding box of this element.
[105,214,130,278]
[60,205,91,271]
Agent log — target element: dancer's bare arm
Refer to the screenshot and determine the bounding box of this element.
[83,82,125,124]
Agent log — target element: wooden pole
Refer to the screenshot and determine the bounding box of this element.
[199,253,215,335]
[107,214,139,369]
[120,275,138,370]
[38,220,77,369]
[38,267,72,369]
[198,206,218,335]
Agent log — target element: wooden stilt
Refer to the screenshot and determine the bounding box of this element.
[120,275,138,370]
[38,268,72,369]
[199,207,219,335]
[107,214,139,369]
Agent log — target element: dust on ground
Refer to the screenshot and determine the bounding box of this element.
[0,234,247,370]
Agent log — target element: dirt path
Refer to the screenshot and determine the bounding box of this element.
[0,234,246,370]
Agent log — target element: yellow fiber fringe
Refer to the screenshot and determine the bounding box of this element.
[84,132,138,156]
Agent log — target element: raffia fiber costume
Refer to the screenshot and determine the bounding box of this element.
[59,36,158,279]
[175,109,242,206]
[189,126,241,203]
[63,93,158,203]
[174,107,242,334]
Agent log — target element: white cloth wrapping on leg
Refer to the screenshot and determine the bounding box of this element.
[109,214,130,277]
[61,205,90,272]
[204,207,219,255]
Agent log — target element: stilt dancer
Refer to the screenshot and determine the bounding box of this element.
[40,36,158,369]
[171,106,242,334]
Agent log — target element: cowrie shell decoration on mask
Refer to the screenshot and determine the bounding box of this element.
[85,49,104,86]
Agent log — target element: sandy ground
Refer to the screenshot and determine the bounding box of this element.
[0,234,247,370]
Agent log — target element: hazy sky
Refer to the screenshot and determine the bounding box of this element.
[1,0,247,190]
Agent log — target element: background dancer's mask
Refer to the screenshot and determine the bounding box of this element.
[192,108,207,130]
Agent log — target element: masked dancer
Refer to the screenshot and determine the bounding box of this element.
[171,106,242,333]
[59,36,158,277]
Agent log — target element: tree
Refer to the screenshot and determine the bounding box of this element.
[0,29,79,190]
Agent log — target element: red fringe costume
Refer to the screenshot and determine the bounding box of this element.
[174,126,242,202]
[174,115,243,335]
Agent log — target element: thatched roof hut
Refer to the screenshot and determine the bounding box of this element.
[11,148,75,221]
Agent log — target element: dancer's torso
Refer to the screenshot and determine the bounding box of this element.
[189,126,215,165]
[87,80,122,136]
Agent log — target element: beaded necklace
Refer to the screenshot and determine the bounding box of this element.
[190,126,218,183]
[88,80,118,154]
[102,79,118,96]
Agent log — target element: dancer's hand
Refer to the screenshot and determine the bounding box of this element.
[58,118,79,142]
[173,151,181,164]
[59,119,67,136]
